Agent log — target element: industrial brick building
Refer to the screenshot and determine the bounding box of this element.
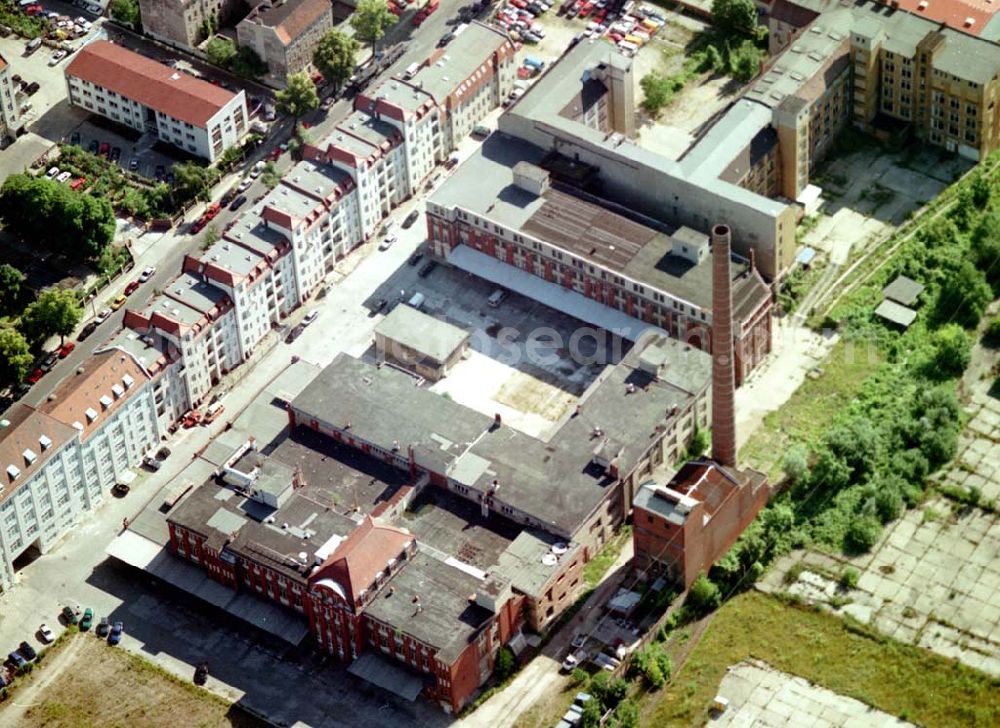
[632,462,769,587]
[427,142,774,385]
[633,224,769,588]
[237,0,333,86]
[161,321,712,710]
[64,41,249,163]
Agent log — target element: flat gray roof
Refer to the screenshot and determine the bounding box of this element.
[335,110,400,150]
[495,530,579,599]
[362,550,492,663]
[882,275,924,306]
[507,40,787,219]
[375,305,469,364]
[874,299,917,327]
[202,237,265,277]
[291,335,710,537]
[163,271,228,313]
[432,136,769,317]
[409,22,511,103]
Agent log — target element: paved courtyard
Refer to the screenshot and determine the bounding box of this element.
[713,660,912,727]
[802,146,971,264]
[763,497,1000,677]
[933,390,1000,504]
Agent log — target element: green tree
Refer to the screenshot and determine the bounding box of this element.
[640,72,672,116]
[782,443,809,484]
[0,174,114,263]
[276,72,320,119]
[205,37,237,68]
[172,162,215,204]
[934,259,991,329]
[0,325,33,386]
[700,44,724,73]
[579,697,602,728]
[823,417,879,480]
[231,47,268,79]
[845,514,882,553]
[809,448,852,490]
[729,40,762,82]
[313,28,359,90]
[570,666,589,685]
[972,211,1000,295]
[612,699,639,728]
[930,324,972,377]
[350,0,398,52]
[686,572,721,615]
[261,161,281,189]
[110,0,141,28]
[20,288,82,346]
[969,171,992,209]
[494,646,515,681]
[712,0,757,37]
[0,263,26,317]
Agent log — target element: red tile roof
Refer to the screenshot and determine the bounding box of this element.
[310,516,413,608]
[894,0,998,35]
[244,0,332,46]
[65,41,239,128]
[38,350,150,442]
[0,404,77,503]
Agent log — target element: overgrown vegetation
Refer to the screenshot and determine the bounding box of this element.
[582,526,632,588]
[110,0,140,28]
[640,0,767,117]
[645,591,1000,726]
[735,153,999,578]
[205,37,267,79]
[0,0,50,38]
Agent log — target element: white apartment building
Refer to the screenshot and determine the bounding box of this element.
[186,231,296,359]
[1,353,159,591]
[65,40,248,163]
[122,272,242,410]
[305,111,409,239]
[355,22,516,172]
[0,51,21,141]
[259,159,363,280]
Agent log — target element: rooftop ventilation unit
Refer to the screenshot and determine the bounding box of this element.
[22,448,37,465]
[99,395,113,409]
[85,407,99,422]
[39,434,52,450]
[6,464,20,481]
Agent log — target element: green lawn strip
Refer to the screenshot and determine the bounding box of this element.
[646,591,1000,727]
[583,526,632,589]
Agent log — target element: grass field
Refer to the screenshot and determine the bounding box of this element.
[739,338,885,478]
[644,591,1000,727]
[11,636,266,728]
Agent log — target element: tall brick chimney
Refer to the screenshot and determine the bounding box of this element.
[711,224,737,468]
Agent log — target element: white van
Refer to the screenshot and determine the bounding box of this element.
[487,289,507,307]
[408,292,426,310]
[403,62,420,80]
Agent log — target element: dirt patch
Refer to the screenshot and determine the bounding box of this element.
[7,635,265,728]
[494,370,577,422]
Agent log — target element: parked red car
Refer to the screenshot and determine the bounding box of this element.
[124,280,140,295]
[27,369,44,384]
[58,342,76,358]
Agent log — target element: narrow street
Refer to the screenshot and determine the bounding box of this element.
[459,541,636,728]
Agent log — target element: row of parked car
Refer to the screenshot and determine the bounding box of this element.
[1,606,122,686]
